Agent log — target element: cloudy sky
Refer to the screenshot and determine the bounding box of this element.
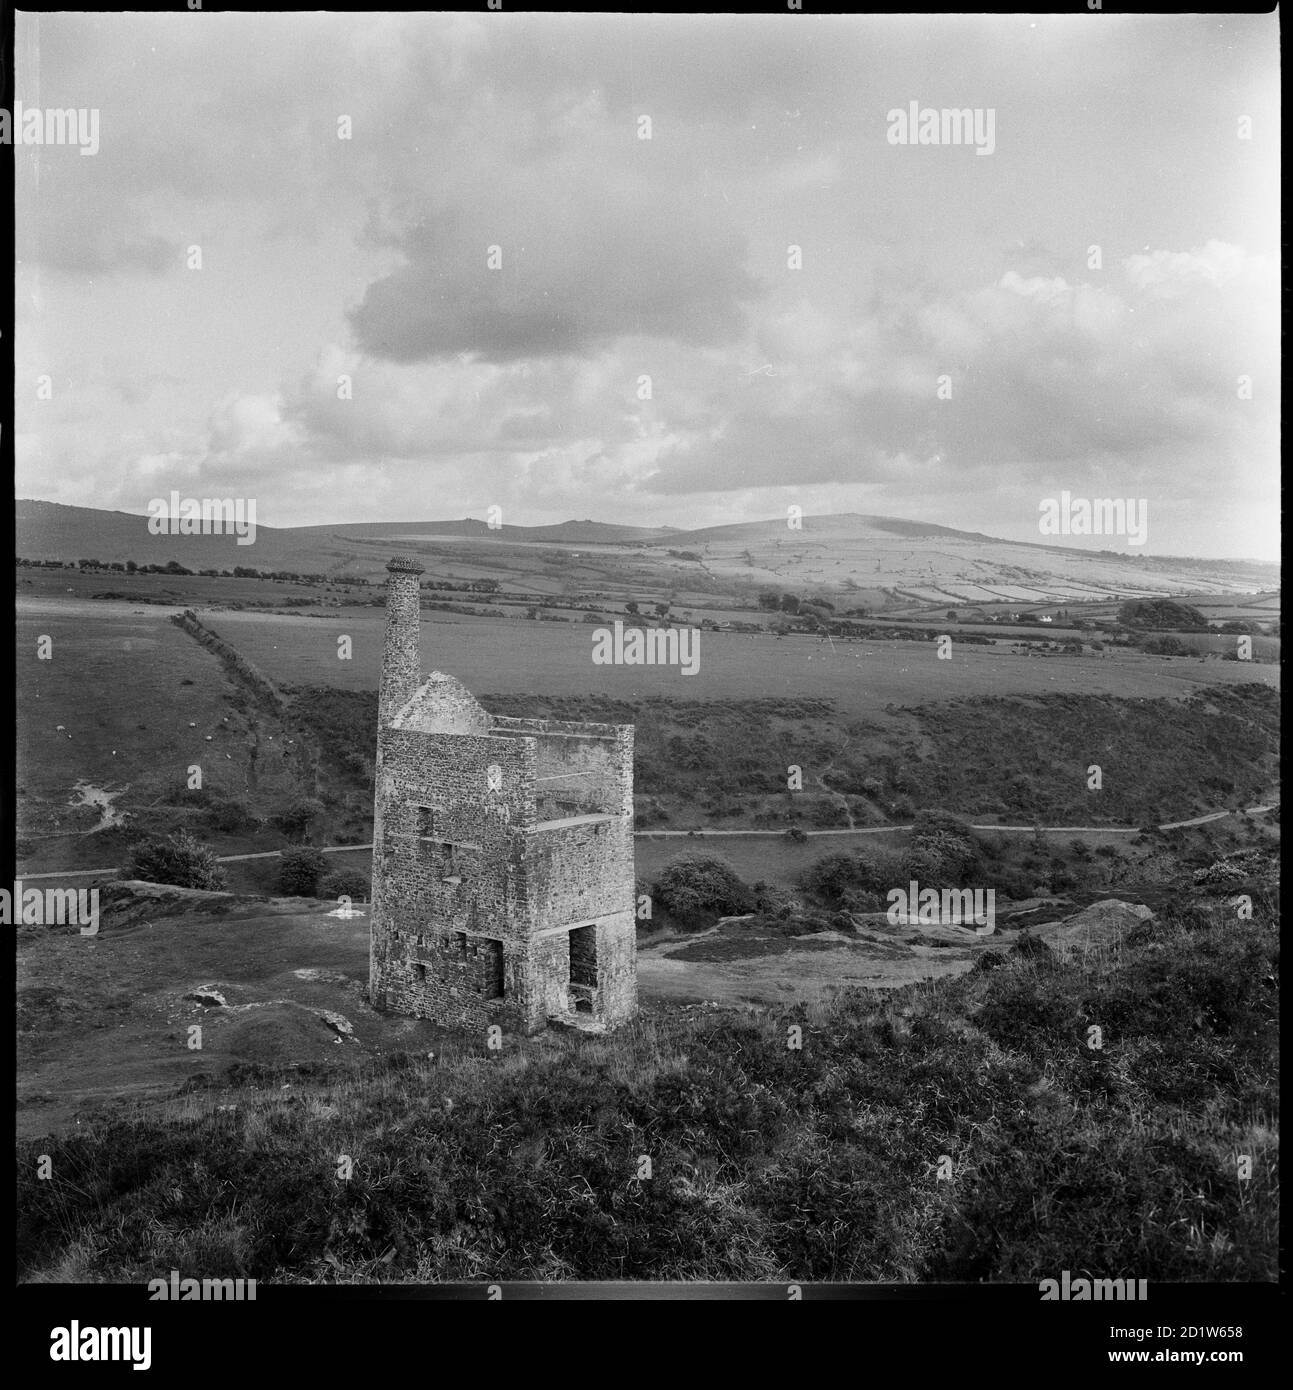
[13,12,1280,558]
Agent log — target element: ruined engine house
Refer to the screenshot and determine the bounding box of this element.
[369,556,637,1033]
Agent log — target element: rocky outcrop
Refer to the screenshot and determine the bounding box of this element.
[185,985,228,1007]
[1031,899,1153,959]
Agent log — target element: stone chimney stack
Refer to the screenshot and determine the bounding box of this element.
[379,556,425,730]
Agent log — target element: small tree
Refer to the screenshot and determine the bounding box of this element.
[274,797,324,840]
[123,831,227,890]
[280,847,328,896]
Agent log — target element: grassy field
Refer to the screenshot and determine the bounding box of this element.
[15,606,237,812]
[168,606,1280,711]
[15,599,339,869]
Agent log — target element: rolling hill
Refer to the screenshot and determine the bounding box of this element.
[15,499,1279,611]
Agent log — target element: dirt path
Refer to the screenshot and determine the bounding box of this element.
[18,804,1275,879]
[811,729,857,828]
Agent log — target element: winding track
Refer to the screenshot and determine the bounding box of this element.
[18,806,1275,879]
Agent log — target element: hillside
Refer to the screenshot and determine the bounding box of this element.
[286,516,675,544]
[17,874,1278,1283]
[638,512,1278,608]
[12,501,670,577]
[16,500,1279,610]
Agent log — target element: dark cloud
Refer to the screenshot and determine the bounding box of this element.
[349,202,760,362]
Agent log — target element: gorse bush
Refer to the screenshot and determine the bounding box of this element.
[649,855,757,929]
[122,831,227,891]
[798,815,995,911]
[318,870,370,903]
[798,849,904,910]
[279,847,328,896]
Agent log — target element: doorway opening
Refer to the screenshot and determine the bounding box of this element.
[568,925,597,1014]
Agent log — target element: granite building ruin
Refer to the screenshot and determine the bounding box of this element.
[369,556,637,1033]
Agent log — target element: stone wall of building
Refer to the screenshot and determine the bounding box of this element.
[594,917,638,1024]
[528,729,624,819]
[526,819,632,931]
[371,723,534,1028]
[370,557,637,1035]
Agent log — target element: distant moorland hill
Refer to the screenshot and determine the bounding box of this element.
[15,499,1279,612]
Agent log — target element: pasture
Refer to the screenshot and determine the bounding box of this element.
[201,605,1280,717]
[15,593,1280,792]
[15,602,237,813]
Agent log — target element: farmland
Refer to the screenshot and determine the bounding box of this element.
[137,603,1279,711]
[15,582,1280,887]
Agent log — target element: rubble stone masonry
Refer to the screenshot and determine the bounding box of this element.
[370,557,636,1034]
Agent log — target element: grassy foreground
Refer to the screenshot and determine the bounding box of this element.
[18,893,1278,1284]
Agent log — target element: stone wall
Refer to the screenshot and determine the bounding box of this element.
[371,723,534,1028]
[526,818,633,931]
[527,728,624,819]
[170,610,285,712]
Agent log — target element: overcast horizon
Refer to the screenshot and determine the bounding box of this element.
[13,12,1281,561]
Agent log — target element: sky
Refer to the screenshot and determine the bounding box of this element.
[12,11,1281,559]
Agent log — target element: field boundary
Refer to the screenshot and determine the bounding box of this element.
[170,609,287,712]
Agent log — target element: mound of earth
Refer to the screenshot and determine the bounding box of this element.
[218,1002,359,1064]
[96,879,247,931]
